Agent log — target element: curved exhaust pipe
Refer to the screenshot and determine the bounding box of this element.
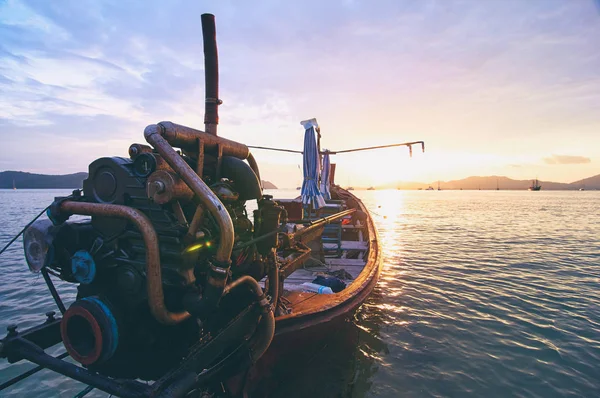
[223,276,275,362]
[144,125,235,266]
[59,201,190,325]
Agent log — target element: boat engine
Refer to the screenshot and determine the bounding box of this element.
[22,139,283,380]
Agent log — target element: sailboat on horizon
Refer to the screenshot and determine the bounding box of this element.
[529,178,541,191]
[12,179,16,190]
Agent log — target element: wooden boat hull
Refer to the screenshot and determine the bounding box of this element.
[227,187,382,394]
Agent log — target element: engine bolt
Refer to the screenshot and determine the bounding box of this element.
[7,324,18,336]
[45,311,56,322]
[153,181,165,193]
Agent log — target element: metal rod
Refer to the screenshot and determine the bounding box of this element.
[233,208,356,251]
[196,138,205,176]
[42,268,66,314]
[233,230,277,250]
[247,141,425,156]
[328,141,425,154]
[59,201,190,325]
[247,145,303,154]
[6,338,151,398]
[73,384,94,398]
[0,352,69,391]
[186,206,205,240]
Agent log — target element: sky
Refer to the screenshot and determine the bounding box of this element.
[1,0,600,188]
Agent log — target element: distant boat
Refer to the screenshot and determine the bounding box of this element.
[296,186,301,190]
[496,178,499,191]
[347,187,354,191]
[367,186,375,191]
[12,179,16,190]
[528,178,541,191]
[426,186,434,191]
[437,181,441,191]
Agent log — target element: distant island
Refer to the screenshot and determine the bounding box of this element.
[0,171,278,190]
[0,171,88,189]
[262,180,278,189]
[356,174,600,191]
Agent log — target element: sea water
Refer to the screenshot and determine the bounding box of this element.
[0,189,599,397]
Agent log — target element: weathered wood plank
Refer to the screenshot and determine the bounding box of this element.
[325,258,367,266]
[323,241,368,251]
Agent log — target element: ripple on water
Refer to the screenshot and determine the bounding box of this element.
[0,190,599,397]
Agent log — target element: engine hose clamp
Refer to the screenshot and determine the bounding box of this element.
[205,97,223,105]
[258,296,272,313]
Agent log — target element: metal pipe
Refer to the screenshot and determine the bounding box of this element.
[248,307,275,363]
[6,338,151,398]
[222,275,275,363]
[246,152,261,183]
[0,352,69,391]
[186,206,205,240]
[145,124,235,265]
[59,201,190,325]
[42,268,66,314]
[223,275,263,297]
[201,13,220,136]
[157,121,249,158]
[267,250,279,307]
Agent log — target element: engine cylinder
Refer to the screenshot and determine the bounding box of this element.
[61,297,119,366]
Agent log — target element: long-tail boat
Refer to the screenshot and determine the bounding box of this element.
[0,14,423,397]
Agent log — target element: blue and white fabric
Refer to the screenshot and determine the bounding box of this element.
[300,118,326,209]
[320,150,331,200]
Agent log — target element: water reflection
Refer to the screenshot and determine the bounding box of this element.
[252,290,388,398]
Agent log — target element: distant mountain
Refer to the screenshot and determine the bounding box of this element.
[1,170,279,190]
[0,171,87,189]
[569,174,600,190]
[378,174,600,190]
[262,180,278,189]
[433,176,572,191]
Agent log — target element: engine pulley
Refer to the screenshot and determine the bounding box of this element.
[60,297,119,366]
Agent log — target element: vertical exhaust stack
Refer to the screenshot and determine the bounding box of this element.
[201,13,221,136]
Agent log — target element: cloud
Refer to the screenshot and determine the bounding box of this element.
[543,154,591,165]
[1,0,600,180]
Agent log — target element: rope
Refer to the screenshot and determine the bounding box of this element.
[0,206,50,256]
